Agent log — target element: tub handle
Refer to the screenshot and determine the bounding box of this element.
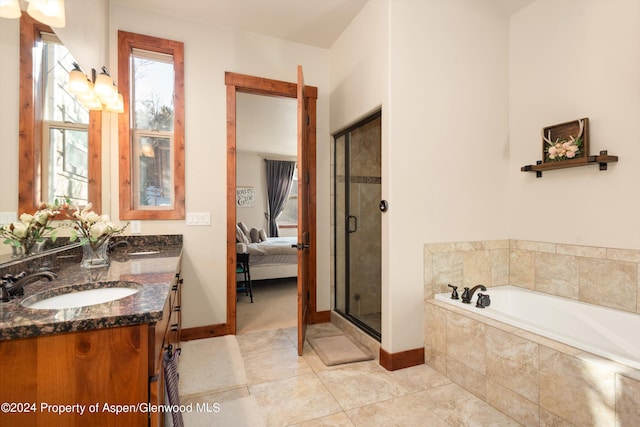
[447,284,459,300]
[476,293,491,308]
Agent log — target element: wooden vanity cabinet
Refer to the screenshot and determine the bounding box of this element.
[148,272,183,427]
[0,274,183,427]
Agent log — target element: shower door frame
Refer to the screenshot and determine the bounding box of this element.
[333,110,382,341]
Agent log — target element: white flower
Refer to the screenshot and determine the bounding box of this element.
[34,211,50,225]
[11,222,28,238]
[19,213,34,224]
[85,212,100,223]
[89,222,109,239]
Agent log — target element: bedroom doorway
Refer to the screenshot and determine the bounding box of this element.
[235,92,297,335]
[333,110,382,341]
[226,70,317,355]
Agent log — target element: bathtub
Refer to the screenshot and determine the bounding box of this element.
[434,285,640,371]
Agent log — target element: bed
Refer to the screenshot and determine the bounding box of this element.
[236,236,298,281]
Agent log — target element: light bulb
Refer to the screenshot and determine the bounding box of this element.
[0,0,21,19]
[106,93,124,114]
[68,69,89,95]
[27,0,66,28]
[94,71,115,102]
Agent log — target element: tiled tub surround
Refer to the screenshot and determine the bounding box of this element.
[424,239,640,425]
[435,286,640,371]
[0,235,182,340]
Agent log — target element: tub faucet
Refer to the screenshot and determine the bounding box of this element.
[0,271,57,302]
[461,284,486,304]
[447,284,459,300]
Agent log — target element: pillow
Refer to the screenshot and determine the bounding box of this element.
[237,221,250,239]
[236,225,249,244]
[258,229,267,242]
[249,227,260,243]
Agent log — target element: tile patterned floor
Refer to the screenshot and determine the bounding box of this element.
[179,324,520,426]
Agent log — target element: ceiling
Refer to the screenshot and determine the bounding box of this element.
[115,1,536,49]
[114,0,369,49]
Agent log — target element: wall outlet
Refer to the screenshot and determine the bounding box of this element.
[130,220,141,234]
[186,212,211,226]
[131,261,141,275]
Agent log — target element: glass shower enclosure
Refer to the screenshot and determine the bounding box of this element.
[333,111,382,340]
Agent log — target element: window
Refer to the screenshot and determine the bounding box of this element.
[40,33,90,206]
[278,164,298,226]
[118,31,185,220]
[19,15,101,214]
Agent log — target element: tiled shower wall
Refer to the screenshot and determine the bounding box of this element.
[424,239,640,315]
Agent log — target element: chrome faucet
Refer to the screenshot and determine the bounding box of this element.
[461,284,486,304]
[1,271,57,302]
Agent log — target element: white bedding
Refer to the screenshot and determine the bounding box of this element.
[236,237,298,278]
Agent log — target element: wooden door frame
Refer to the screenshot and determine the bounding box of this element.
[225,71,319,335]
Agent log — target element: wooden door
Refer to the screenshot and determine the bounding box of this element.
[296,65,310,356]
[222,71,317,343]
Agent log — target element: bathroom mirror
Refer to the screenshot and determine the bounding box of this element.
[1,16,101,264]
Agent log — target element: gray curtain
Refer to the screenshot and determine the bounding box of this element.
[265,160,296,237]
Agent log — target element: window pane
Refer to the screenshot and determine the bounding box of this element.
[278,166,298,224]
[132,55,174,131]
[47,127,89,205]
[134,135,173,208]
[43,38,89,124]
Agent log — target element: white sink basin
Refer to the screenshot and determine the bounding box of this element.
[23,287,139,310]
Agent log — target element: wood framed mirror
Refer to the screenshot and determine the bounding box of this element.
[18,15,102,215]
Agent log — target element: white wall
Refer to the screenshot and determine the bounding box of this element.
[330,0,512,353]
[108,3,331,326]
[236,152,269,232]
[509,0,640,250]
[329,0,391,347]
[0,18,20,228]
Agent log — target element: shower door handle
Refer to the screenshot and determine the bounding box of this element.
[347,215,358,233]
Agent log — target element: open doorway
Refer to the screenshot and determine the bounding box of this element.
[225,70,318,353]
[235,92,298,334]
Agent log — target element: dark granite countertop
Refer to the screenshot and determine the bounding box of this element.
[0,235,182,341]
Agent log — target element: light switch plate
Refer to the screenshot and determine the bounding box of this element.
[130,220,141,234]
[0,212,17,226]
[186,212,211,226]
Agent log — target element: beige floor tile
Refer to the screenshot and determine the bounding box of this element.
[178,335,246,396]
[420,383,520,426]
[250,373,342,426]
[291,411,355,426]
[346,392,450,427]
[182,395,266,427]
[236,328,294,355]
[243,345,313,385]
[316,360,408,411]
[181,385,249,405]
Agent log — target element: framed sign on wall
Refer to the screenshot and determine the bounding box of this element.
[236,187,254,207]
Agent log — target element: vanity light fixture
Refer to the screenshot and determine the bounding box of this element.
[0,0,21,19]
[0,0,66,28]
[68,63,124,113]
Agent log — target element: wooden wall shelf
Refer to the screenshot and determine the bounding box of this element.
[521,150,618,178]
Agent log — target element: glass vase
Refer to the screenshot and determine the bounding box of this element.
[20,238,46,257]
[81,238,110,268]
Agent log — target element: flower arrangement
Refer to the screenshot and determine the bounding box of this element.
[545,136,583,161]
[62,203,128,250]
[543,118,585,162]
[60,202,128,268]
[0,204,60,255]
